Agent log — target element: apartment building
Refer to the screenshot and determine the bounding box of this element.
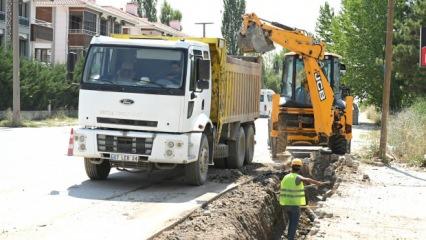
[31,0,185,64]
[0,0,31,57]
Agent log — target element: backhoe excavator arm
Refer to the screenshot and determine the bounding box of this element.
[239,13,334,136]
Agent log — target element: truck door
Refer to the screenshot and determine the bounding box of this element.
[184,47,212,131]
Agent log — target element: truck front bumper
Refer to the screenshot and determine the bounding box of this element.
[72,128,202,164]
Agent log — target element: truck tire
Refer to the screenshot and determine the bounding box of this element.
[329,135,347,155]
[84,158,111,180]
[185,134,209,186]
[228,127,246,169]
[244,125,255,165]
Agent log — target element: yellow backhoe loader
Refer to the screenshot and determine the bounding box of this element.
[239,13,353,156]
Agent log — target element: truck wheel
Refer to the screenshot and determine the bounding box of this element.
[228,127,246,169]
[329,135,347,155]
[244,125,255,165]
[185,134,209,186]
[84,158,111,180]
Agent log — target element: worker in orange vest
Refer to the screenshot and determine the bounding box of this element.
[280,158,327,240]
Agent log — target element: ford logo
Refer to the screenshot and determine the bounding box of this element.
[120,99,134,105]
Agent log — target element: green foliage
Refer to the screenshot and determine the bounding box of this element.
[262,50,286,92]
[315,2,335,47]
[221,0,246,55]
[0,49,79,111]
[323,0,426,110]
[160,1,182,26]
[132,0,157,22]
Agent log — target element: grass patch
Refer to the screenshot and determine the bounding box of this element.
[359,131,380,164]
[0,110,77,128]
[388,99,426,167]
[364,105,381,125]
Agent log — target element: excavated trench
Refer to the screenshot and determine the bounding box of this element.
[152,152,352,240]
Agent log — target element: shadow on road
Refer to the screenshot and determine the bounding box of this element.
[353,121,379,131]
[386,166,426,182]
[66,167,237,204]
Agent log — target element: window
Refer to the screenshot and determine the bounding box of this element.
[281,56,293,97]
[100,18,107,36]
[0,0,4,12]
[83,11,97,33]
[35,48,51,63]
[260,94,264,102]
[19,39,27,57]
[19,1,28,18]
[69,12,83,29]
[113,22,121,34]
[82,45,187,95]
[267,94,272,102]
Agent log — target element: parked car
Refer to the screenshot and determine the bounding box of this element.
[260,89,275,117]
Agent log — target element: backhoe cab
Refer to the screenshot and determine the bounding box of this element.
[239,13,353,156]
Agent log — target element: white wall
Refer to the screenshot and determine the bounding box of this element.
[53,6,69,64]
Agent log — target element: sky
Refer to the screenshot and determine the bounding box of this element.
[96,0,342,37]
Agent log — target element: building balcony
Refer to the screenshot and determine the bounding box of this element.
[19,16,30,26]
[68,29,96,47]
[31,22,53,42]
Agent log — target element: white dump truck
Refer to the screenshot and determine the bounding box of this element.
[71,35,261,185]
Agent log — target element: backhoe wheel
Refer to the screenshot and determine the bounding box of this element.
[84,158,111,180]
[228,127,246,169]
[244,125,255,165]
[329,135,347,155]
[185,134,209,186]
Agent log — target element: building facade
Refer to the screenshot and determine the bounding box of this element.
[31,0,185,64]
[0,0,31,57]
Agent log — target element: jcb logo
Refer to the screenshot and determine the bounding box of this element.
[314,72,326,101]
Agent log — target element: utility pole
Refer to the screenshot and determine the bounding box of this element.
[12,0,20,124]
[195,22,213,37]
[379,0,394,162]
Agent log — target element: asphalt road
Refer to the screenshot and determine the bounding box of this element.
[0,118,271,240]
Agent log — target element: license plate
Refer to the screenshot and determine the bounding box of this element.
[110,153,139,162]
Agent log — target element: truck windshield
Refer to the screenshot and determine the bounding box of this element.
[82,45,186,93]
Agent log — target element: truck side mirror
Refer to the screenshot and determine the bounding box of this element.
[340,63,347,75]
[196,59,210,90]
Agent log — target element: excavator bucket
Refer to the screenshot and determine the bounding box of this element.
[238,24,275,53]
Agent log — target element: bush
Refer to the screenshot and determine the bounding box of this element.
[0,49,79,111]
[389,98,426,166]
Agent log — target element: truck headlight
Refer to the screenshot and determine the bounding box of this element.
[167,141,175,148]
[165,149,174,157]
[79,143,86,151]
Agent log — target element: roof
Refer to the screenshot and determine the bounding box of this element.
[91,36,207,49]
[34,0,186,36]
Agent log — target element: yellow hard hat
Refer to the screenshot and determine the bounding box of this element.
[291,158,303,166]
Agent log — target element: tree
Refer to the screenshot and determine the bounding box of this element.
[262,49,286,92]
[221,0,246,55]
[132,0,157,22]
[328,0,423,110]
[160,1,182,26]
[315,2,335,47]
[392,0,426,107]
